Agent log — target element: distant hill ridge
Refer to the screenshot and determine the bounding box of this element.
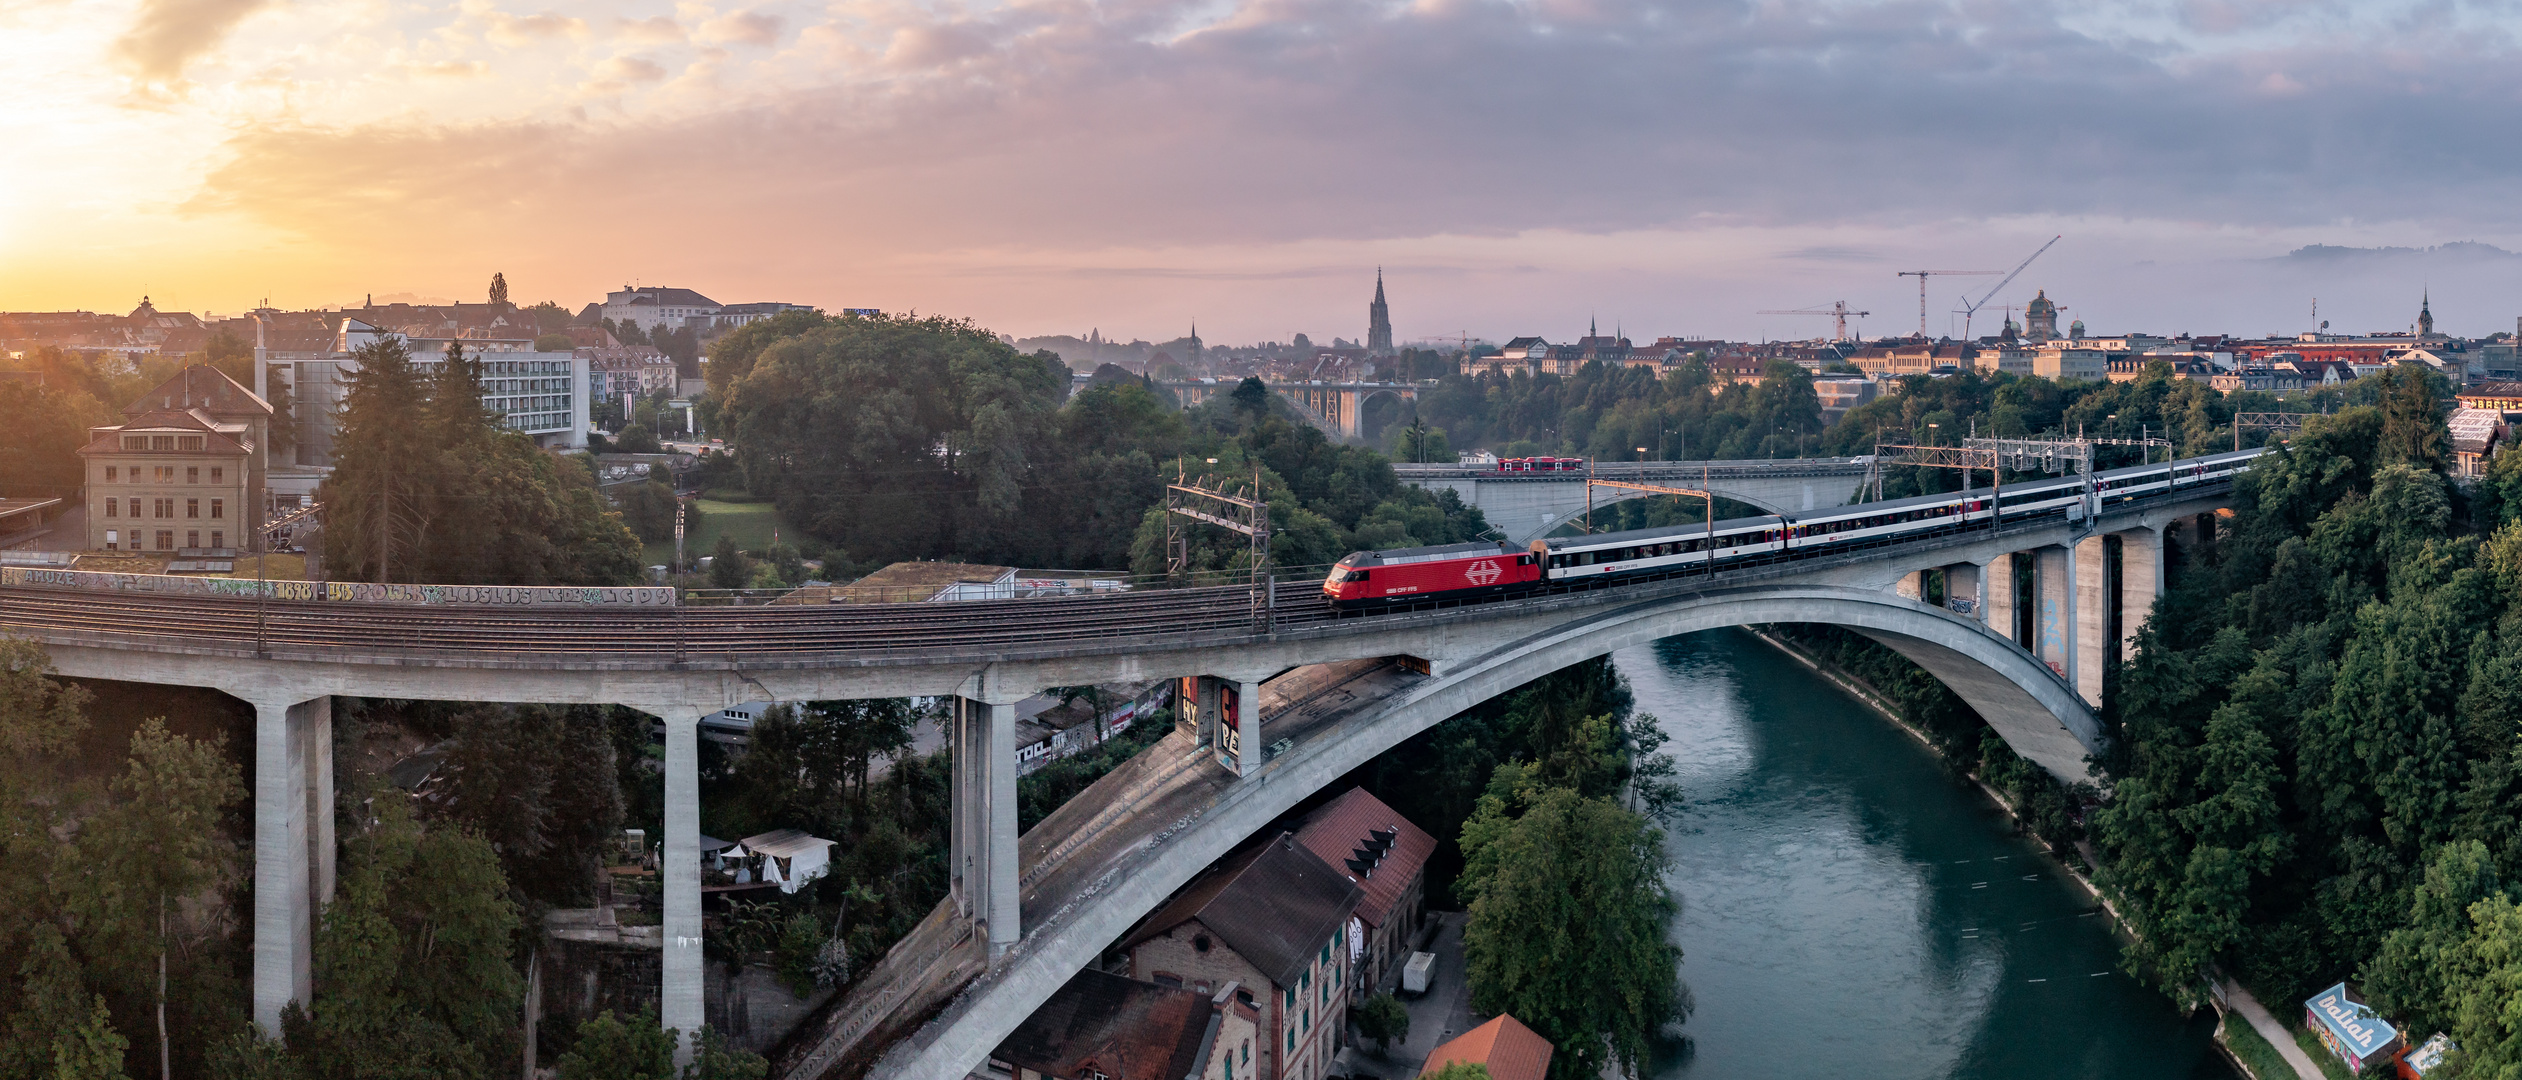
[2279,241,2519,261]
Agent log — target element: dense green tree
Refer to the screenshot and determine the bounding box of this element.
[681,1026,768,1080]
[321,338,641,585]
[616,422,662,454]
[613,479,681,544]
[487,273,508,310]
[7,926,115,1080]
[433,705,624,906]
[702,309,833,397]
[1458,773,1685,1080]
[2087,394,2522,1015]
[720,314,1067,563]
[2446,896,2522,1079]
[708,535,746,589]
[1353,992,1408,1054]
[252,795,520,1080]
[68,720,246,1080]
[0,380,115,499]
[2363,841,2502,1036]
[555,1010,673,1080]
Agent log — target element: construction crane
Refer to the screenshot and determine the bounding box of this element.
[1755,301,1871,343]
[1953,235,2063,340]
[1895,268,1998,337]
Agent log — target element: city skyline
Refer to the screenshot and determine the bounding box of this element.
[10,1,2522,341]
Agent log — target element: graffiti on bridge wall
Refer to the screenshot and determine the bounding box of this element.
[1,567,677,607]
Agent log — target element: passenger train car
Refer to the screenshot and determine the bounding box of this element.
[1323,448,2262,609]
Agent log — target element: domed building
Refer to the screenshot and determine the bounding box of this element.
[2024,290,2060,342]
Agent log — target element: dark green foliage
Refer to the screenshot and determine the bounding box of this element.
[683,1026,769,1080]
[556,1010,674,1080]
[321,338,642,585]
[0,378,113,499]
[616,423,662,454]
[0,641,253,1080]
[701,700,949,994]
[708,535,746,589]
[1411,359,1821,461]
[1357,658,1669,906]
[1353,992,1408,1053]
[714,315,1488,572]
[8,926,125,1080]
[432,704,625,906]
[2443,895,2522,1078]
[1458,772,1685,1080]
[234,794,521,1080]
[2088,389,2522,1031]
[614,479,681,543]
[2362,841,2501,1036]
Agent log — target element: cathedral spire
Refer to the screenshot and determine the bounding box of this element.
[2420,290,2435,337]
[1367,268,1393,355]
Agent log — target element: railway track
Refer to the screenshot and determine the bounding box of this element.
[0,578,1343,659]
[0,464,2250,667]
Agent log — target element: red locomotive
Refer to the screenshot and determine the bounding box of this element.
[1495,456,1585,472]
[1321,541,1544,609]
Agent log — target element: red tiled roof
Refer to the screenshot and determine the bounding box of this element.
[1420,1015,1554,1080]
[1294,788,1435,930]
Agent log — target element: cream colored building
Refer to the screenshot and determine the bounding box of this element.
[2032,347,2108,381]
[78,366,270,552]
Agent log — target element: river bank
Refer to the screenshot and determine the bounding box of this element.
[1625,628,2231,1079]
[1741,626,2300,1080]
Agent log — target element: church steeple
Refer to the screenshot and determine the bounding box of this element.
[2419,290,2436,337]
[1366,268,1393,354]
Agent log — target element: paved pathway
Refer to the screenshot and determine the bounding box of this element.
[2218,978,2325,1080]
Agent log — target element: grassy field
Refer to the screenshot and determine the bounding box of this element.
[640,497,793,568]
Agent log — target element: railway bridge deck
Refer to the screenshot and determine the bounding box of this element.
[0,465,2242,1076]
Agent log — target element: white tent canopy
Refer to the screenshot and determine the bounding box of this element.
[737,829,834,894]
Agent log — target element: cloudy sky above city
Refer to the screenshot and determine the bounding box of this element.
[8,0,2522,343]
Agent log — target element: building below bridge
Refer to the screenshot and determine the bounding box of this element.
[1122,834,1363,1080]
[983,968,1257,1080]
[1292,788,1432,1002]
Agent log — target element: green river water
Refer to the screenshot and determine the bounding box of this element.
[1625,630,2236,1079]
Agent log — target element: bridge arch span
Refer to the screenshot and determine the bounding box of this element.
[882,584,2094,1080]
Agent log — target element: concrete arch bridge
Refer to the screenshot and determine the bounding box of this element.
[1395,459,1879,543]
[0,468,2234,1078]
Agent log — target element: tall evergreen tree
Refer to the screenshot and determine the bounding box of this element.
[69,720,246,1080]
[324,339,427,582]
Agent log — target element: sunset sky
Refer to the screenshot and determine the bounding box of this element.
[9,0,2522,344]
